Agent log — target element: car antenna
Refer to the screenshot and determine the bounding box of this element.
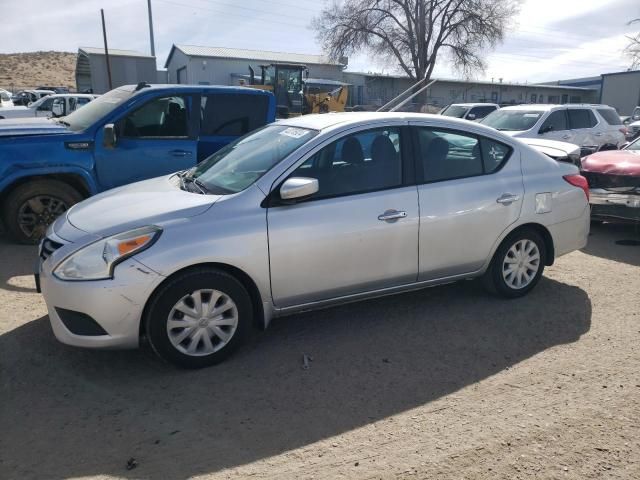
[135,82,151,91]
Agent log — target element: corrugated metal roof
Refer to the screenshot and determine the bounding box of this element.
[79,47,154,58]
[173,45,342,66]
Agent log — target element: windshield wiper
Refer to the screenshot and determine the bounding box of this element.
[54,118,71,127]
[178,171,210,194]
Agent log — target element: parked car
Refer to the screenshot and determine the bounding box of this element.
[11,89,55,106]
[581,136,640,223]
[481,104,626,155]
[0,89,13,108]
[36,112,590,368]
[0,84,276,243]
[440,103,499,121]
[36,86,70,94]
[626,118,640,141]
[0,94,97,119]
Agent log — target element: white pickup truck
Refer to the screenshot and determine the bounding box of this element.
[0,93,97,120]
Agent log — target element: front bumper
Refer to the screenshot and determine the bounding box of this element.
[38,241,165,349]
[590,189,640,222]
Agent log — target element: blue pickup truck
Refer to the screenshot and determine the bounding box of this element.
[0,83,276,243]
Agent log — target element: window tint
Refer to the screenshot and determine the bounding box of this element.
[201,94,269,136]
[291,128,402,199]
[416,128,483,182]
[120,96,188,138]
[481,138,511,173]
[568,109,596,129]
[76,97,91,106]
[468,106,496,119]
[539,110,567,132]
[597,108,622,125]
[37,98,53,111]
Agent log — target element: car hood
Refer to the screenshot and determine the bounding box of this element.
[581,150,640,176]
[0,117,70,137]
[64,175,222,238]
[517,137,580,158]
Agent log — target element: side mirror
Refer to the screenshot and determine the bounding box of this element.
[539,125,553,134]
[280,177,318,202]
[103,123,117,149]
[466,113,476,120]
[51,102,64,117]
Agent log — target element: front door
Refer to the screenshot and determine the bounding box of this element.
[410,124,523,280]
[538,109,572,143]
[268,126,419,307]
[94,95,197,190]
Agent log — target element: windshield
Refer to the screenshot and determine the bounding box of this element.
[625,137,640,151]
[481,110,544,131]
[64,87,133,131]
[441,105,468,118]
[189,125,318,194]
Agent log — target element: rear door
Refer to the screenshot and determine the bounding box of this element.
[94,94,198,190]
[410,123,523,280]
[568,108,599,152]
[198,93,271,162]
[467,105,497,121]
[267,125,419,307]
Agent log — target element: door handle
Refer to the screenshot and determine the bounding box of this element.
[562,134,571,139]
[378,210,407,222]
[496,193,520,205]
[594,132,603,137]
[170,150,192,157]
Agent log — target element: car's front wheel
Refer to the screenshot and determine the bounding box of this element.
[483,229,546,298]
[145,268,252,369]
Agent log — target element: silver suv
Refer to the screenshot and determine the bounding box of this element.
[482,104,626,155]
[37,113,590,368]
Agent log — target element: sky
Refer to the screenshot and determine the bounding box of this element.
[0,0,638,84]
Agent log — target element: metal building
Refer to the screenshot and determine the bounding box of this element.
[164,45,346,86]
[599,70,640,116]
[75,47,163,94]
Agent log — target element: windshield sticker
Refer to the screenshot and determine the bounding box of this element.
[280,127,309,139]
[523,113,541,118]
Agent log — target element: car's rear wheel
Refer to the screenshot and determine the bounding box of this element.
[3,179,83,244]
[483,229,546,298]
[145,268,252,369]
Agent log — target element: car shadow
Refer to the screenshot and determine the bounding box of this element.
[0,278,591,479]
[582,222,640,267]
[0,236,38,294]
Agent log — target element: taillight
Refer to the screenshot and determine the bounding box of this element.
[563,174,589,201]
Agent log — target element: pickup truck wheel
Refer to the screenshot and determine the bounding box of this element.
[3,180,83,244]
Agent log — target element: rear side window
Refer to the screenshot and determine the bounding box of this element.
[201,94,269,136]
[468,105,497,119]
[539,110,568,132]
[415,127,512,183]
[568,109,597,129]
[597,108,622,125]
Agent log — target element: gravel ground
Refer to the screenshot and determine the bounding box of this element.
[1,222,639,480]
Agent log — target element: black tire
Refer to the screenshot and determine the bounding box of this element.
[482,228,546,298]
[3,179,83,244]
[144,268,253,369]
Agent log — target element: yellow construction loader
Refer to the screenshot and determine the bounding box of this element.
[247,63,348,118]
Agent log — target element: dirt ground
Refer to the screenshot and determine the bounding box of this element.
[0,222,639,480]
[0,51,76,92]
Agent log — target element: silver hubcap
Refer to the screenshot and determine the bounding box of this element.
[502,239,540,290]
[167,289,238,356]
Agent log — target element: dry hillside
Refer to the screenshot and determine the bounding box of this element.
[0,51,76,92]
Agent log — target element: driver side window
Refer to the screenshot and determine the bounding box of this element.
[539,110,567,133]
[291,127,403,200]
[119,96,189,138]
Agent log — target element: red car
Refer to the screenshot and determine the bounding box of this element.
[581,138,640,222]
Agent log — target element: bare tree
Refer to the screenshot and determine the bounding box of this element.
[313,0,520,81]
[625,19,640,69]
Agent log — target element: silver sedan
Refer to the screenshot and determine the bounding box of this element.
[37,112,590,368]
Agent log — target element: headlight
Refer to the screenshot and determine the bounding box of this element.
[54,226,161,281]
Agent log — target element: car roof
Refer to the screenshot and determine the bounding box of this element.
[118,84,273,97]
[449,103,499,107]
[276,111,507,137]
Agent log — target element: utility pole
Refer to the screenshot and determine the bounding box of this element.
[101,9,113,90]
[147,0,156,57]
